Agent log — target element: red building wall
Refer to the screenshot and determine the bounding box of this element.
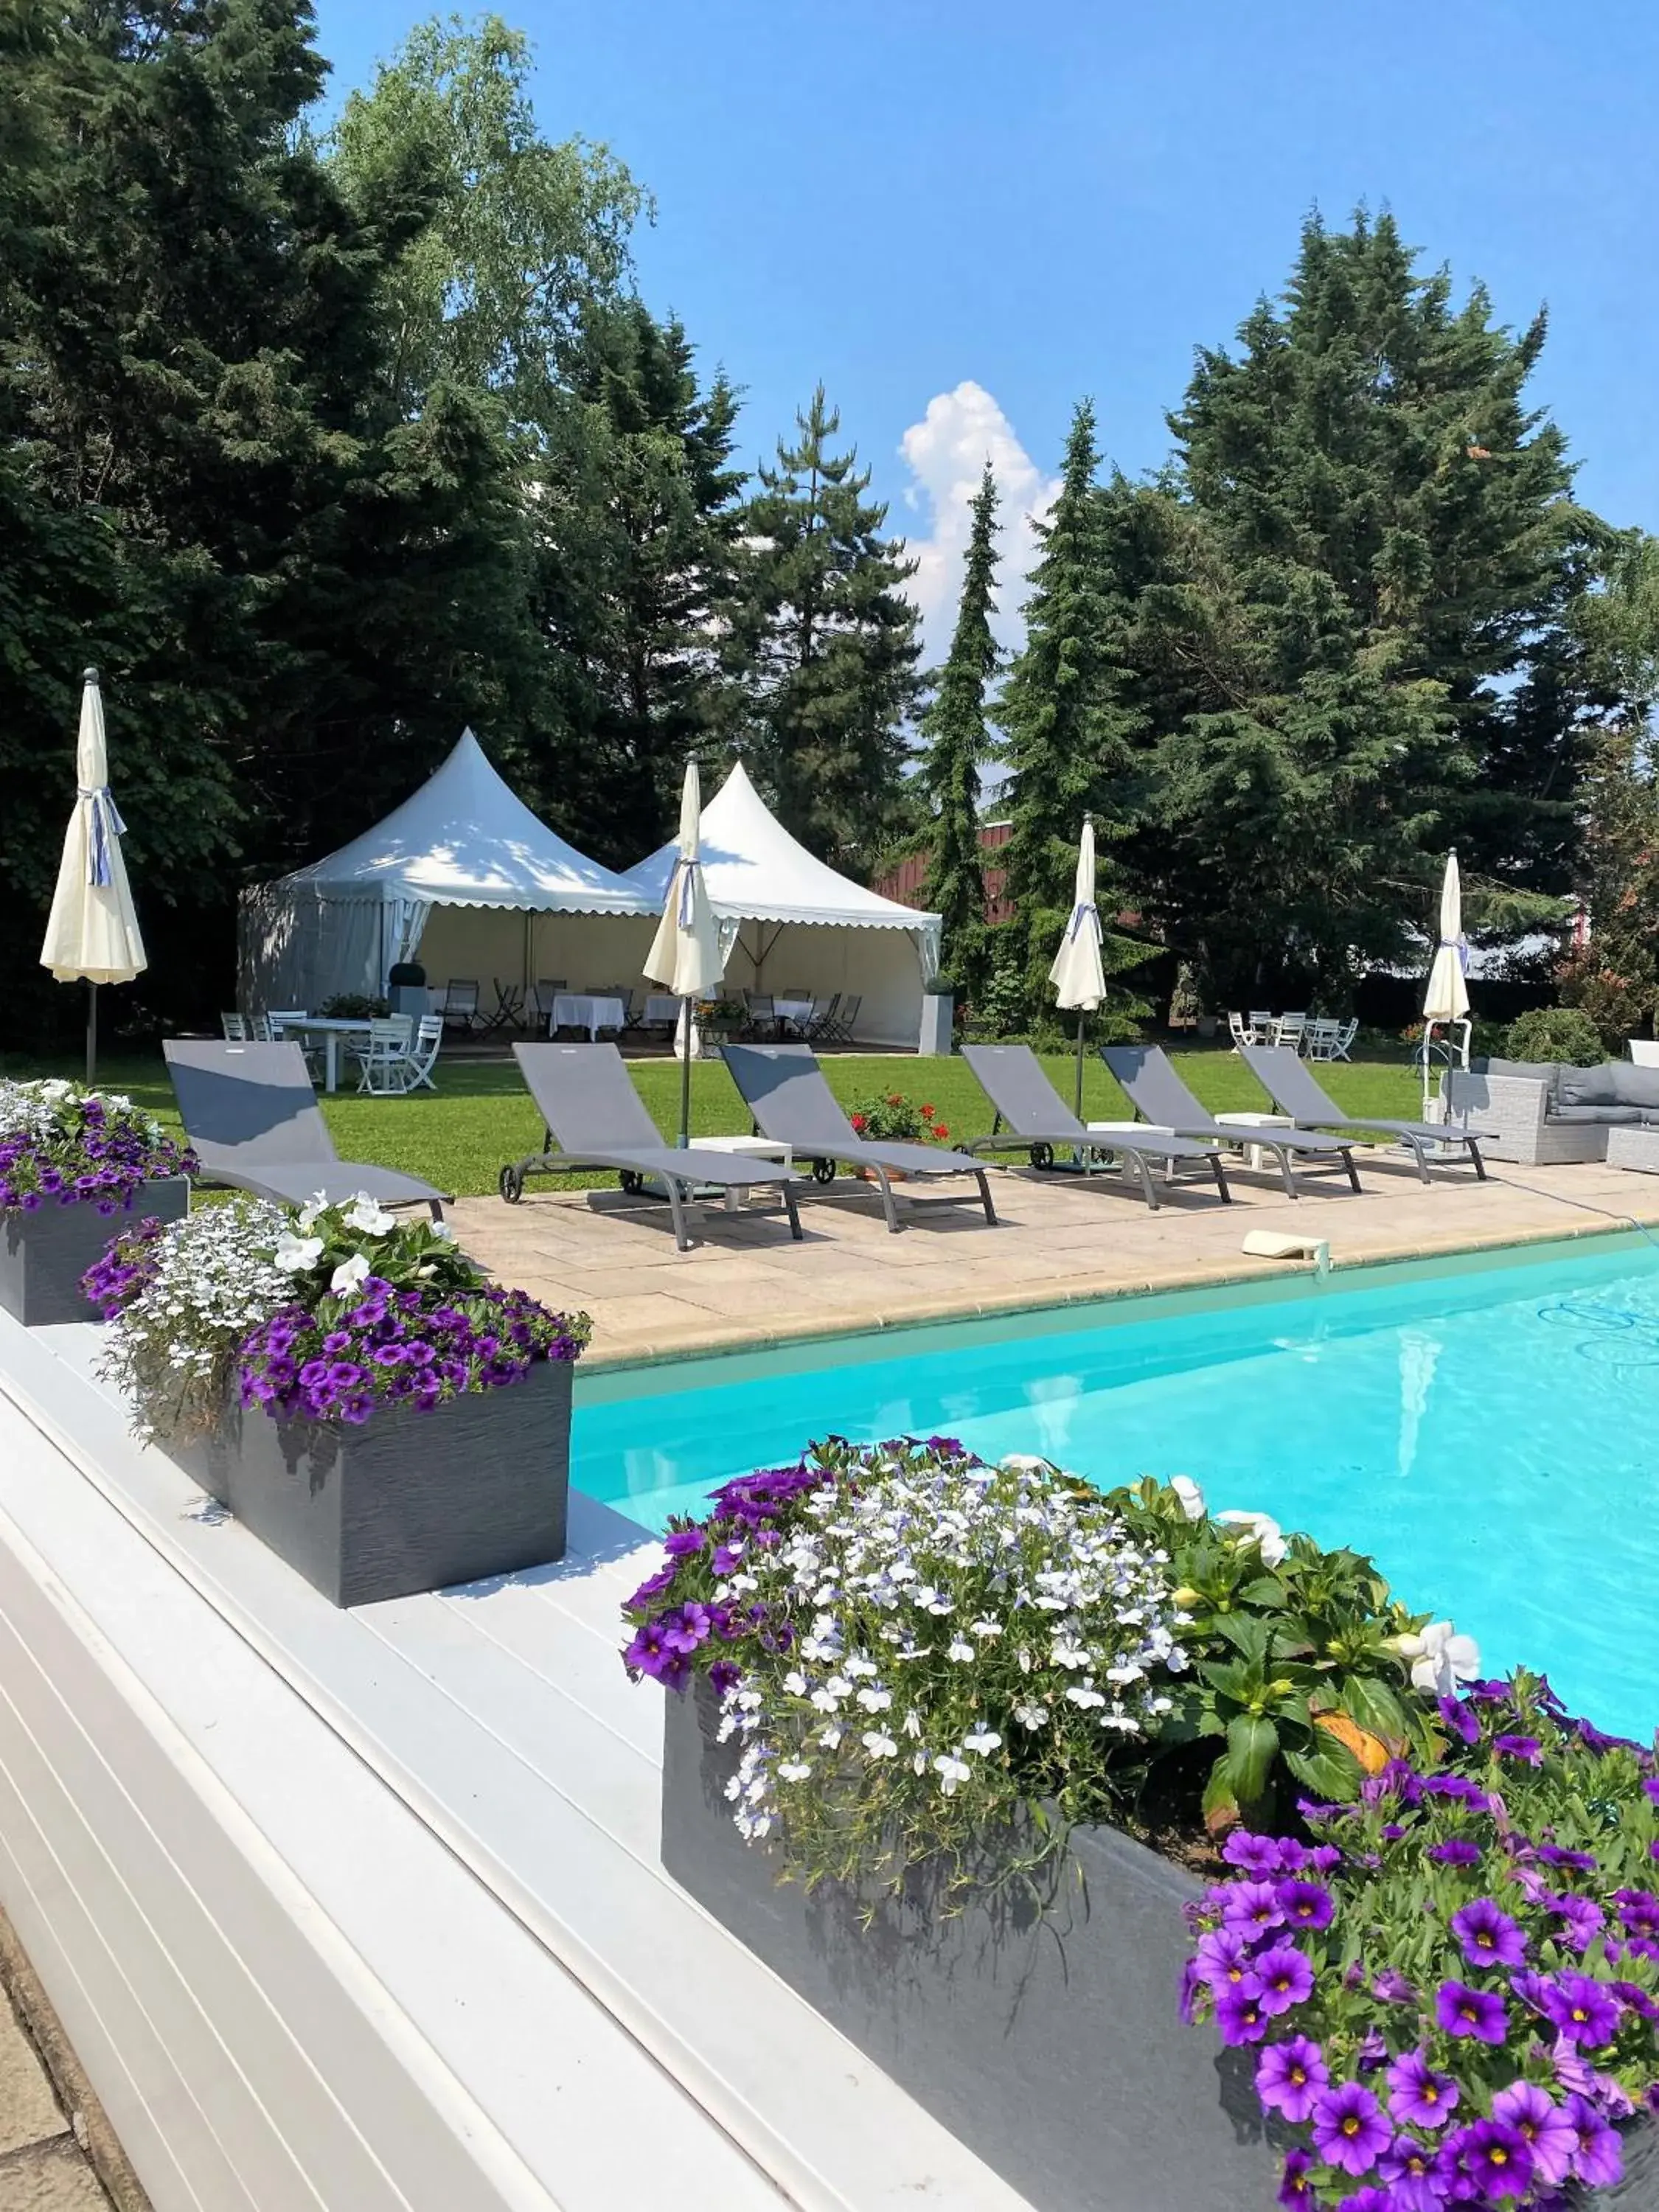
[873,822,1014,925]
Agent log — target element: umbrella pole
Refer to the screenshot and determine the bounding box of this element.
[86,981,97,1087]
[1074,1011,1086,1120]
[678,996,692,1149]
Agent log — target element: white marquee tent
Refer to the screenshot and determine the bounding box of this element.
[622,761,943,1048]
[238,728,658,1012]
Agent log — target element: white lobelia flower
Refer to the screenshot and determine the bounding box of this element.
[1170,1474,1206,1522]
[946,1637,976,1663]
[1013,1701,1050,1729]
[902,1708,923,1738]
[860,1731,897,1759]
[778,1761,813,1783]
[843,1655,879,1678]
[855,1686,892,1713]
[344,1195,397,1237]
[330,1252,371,1295]
[429,1220,456,1242]
[1065,1686,1107,1709]
[1215,1509,1289,1568]
[933,1753,972,1794]
[962,1728,1002,1755]
[782,1669,808,1697]
[1051,1637,1089,1669]
[1397,1619,1481,1697]
[273,1231,324,1274]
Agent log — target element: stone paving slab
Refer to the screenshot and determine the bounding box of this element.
[451,1154,1659,1370]
[0,1916,145,2212]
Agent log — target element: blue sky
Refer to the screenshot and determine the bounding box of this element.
[312,0,1658,652]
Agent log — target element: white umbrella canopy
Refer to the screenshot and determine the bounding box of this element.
[1049,819,1107,1115]
[39,669,146,1081]
[1422,852,1470,1026]
[644,762,726,1146]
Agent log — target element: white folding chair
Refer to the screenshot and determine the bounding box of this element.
[1273,1012,1307,1054]
[353,1016,415,1096]
[248,1013,273,1042]
[403,1013,445,1092]
[1332,1018,1359,1062]
[1228,1011,1256,1048]
[1305,1018,1340,1060]
[221,1012,248,1041]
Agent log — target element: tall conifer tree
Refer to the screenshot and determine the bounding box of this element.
[998,400,1143,997]
[917,464,1000,978]
[732,386,920,867]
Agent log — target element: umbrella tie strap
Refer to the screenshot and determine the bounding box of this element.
[1065,900,1101,941]
[676,858,700,928]
[80,787,127,888]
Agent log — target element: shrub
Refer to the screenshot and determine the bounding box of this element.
[846,1091,953,1144]
[319,993,389,1019]
[1504,1007,1605,1065]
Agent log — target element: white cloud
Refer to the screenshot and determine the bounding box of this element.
[897,380,1059,668]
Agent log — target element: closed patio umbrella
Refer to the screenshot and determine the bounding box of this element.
[1049,818,1106,1117]
[1420,851,1470,1116]
[644,760,725,1147]
[39,668,146,1082]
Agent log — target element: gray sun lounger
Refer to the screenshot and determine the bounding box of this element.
[721,1043,997,1232]
[960,1045,1231,1207]
[164,1040,448,1217]
[504,1043,804,1251]
[1100,1043,1363,1197]
[1237,1044,1488,1183]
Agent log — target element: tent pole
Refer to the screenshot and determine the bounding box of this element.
[678,996,692,1149]
[86,981,97,1087]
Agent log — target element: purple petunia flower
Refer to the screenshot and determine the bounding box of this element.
[707,1658,740,1697]
[1565,2093,1624,2188]
[1342,2193,1394,2212]
[1450,1897,1528,1969]
[1436,1978,1508,2043]
[1371,1966,1417,2005]
[1428,1837,1482,1867]
[1277,1879,1335,1932]
[1437,2117,1534,2201]
[1276,2149,1314,2208]
[1422,1774,1489,1806]
[1194,1927,1261,1993]
[1386,2048,1460,2131]
[1214,1983,1267,2045]
[1222,1880,1287,1937]
[1310,2080,1391,2177]
[1494,1732,1543,1765]
[1615,1886,1659,1937]
[1438,1693,1481,1746]
[1537,1843,1598,1871]
[1222,1831,1286,1876]
[1253,1946,1314,2017]
[1491,2081,1578,2188]
[1379,2135,1443,2210]
[1548,1892,1605,1953]
[1255,2037,1328,2123]
[1543,1972,1620,2048]
[1644,1776,1659,1806]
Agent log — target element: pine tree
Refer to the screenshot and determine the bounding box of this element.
[1115,210,1596,1006]
[997,400,1144,1002]
[733,386,921,867]
[534,302,748,861]
[916,464,999,980]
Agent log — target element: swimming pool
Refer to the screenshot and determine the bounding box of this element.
[572,1232,1659,1739]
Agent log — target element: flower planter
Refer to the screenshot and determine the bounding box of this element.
[0,1180,189,1328]
[176,1354,573,1607]
[661,1679,1285,2212]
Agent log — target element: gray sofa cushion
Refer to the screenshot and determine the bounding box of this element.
[1478,1057,1562,1102]
[1551,1104,1645,1125]
[1557,1062,1621,1110]
[1612,1062,1659,1110]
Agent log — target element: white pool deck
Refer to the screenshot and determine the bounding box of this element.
[0,1310,1032,2212]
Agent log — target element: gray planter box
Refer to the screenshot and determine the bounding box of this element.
[178,1355,573,1607]
[665,1686,1659,2210]
[0,1179,189,1327]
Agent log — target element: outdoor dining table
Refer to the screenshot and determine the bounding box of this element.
[279,1016,374,1094]
[773,996,815,1034]
[548,993,627,1040]
[641,994,681,1029]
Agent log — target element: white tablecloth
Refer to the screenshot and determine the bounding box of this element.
[549,994,626,1039]
[774,997,815,1029]
[642,995,681,1027]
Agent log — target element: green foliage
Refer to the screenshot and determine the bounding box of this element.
[1504,1004,1606,1065]
[731,385,922,870]
[1107,1479,1439,1830]
[320,995,390,1020]
[844,1091,951,1144]
[1107,211,1596,1006]
[917,465,999,988]
[1554,726,1659,1047]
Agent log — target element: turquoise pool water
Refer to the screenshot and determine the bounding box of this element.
[572,1234,1659,1739]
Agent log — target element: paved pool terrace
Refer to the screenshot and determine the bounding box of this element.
[451,1151,1659,1369]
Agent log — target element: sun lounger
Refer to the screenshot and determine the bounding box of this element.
[163,1040,449,1217]
[720,1043,997,1232]
[504,1043,804,1251]
[959,1045,1230,1207]
[1099,1043,1364,1196]
[1236,1045,1488,1183]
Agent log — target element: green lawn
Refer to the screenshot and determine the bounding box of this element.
[1,1045,1425,1198]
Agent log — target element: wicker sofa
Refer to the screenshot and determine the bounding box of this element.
[1443,1057,1659,1165]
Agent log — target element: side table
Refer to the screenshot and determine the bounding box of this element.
[1212,1111,1296,1173]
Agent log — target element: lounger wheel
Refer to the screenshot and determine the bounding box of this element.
[1029,1142,1055,1171]
[619,1168,644,1196]
[810,1157,836,1186]
[498,1164,524,1204]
